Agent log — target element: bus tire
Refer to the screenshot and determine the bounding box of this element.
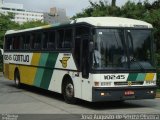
[63,79,76,104]
[14,70,21,88]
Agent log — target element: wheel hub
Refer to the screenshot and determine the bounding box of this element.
[66,83,74,97]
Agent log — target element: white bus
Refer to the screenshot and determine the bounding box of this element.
[3,17,157,103]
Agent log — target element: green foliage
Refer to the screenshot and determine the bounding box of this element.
[0,13,20,47]
[0,13,48,47]
[19,21,48,29]
[156,53,160,88]
[120,1,147,19]
[0,53,2,72]
[72,0,121,19]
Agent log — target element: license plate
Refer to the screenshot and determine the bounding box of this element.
[124,90,135,96]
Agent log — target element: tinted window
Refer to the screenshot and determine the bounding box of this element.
[20,35,25,49]
[63,29,72,48]
[5,36,12,50]
[74,26,90,69]
[34,32,41,50]
[13,36,20,50]
[24,34,30,49]
[57,29,64,49]
[29,33,36,49]
[47,31,55,49]
[41,32,48,49]
[75,26,90,37]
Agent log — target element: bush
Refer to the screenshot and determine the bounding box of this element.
[157,68,160,88]
[156,53,160,88]
[0,53,2,72]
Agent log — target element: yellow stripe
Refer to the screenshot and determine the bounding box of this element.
[20,66,37,85]
[20,53,41,85]
[9,64,16,80]
[31,53,41,66]
[145,73,155,81]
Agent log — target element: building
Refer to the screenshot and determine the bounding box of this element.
[0,0,70,24]
[44,7,70,24]
[0,0,44,24]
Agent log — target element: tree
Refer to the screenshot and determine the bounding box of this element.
[0,13,47,47]
[19,20,47,29]
[112,0,116,7]
[0,13,19,47]
[72,0,120,19]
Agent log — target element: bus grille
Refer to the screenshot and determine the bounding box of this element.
[114,81,143,86]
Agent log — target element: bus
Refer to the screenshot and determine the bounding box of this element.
[3,17,157,103]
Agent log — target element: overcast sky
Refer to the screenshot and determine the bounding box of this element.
[4,0,156,17]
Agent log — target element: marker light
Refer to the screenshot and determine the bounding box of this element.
[94,82,99,86]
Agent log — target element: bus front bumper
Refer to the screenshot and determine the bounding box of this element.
[92,86,157,102]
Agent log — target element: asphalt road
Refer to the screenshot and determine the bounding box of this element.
[0,73,160,120]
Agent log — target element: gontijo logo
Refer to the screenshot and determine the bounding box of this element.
[60,57,70,68]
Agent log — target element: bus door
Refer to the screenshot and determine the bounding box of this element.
[80,36,92,101]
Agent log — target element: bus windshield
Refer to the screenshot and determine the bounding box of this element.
[93,29,154,70]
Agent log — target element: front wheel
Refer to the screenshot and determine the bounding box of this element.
[14,71,21,88]
[63,80,76,104]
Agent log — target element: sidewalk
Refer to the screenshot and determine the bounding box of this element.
[0,72,3,76]
[156,93,160,98]
[156,88,160,98]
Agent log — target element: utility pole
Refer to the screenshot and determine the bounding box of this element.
[112,0,116,7]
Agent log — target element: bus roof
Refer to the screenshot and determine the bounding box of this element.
[5,17,153,35]
[72,17,153,28]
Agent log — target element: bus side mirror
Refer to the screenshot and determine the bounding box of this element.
[0,48,3,55]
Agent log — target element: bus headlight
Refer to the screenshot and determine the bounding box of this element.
[146,81,156,85]
[94,82,99,86]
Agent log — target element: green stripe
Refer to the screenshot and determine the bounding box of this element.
[40,53,58,89]
[127,73,138,81]
[34,53,49,87]
[136,73,146,81]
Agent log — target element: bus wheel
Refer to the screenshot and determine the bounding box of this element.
[14,71,21,88]
[63,80,76,104]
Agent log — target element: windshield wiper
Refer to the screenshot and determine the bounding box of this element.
[130,58,146,72]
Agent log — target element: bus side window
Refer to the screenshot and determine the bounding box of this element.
[5,36,12,50]
[20,35,24,49]
[63,29,72,48]
[13,36,20,50]
[24,34,30,50]
[42,32,48,49]
[75,26,90,36]
[30,33,36,49]
[47,31,55,49]
[34,32,41,50]
[57,29,64,49]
